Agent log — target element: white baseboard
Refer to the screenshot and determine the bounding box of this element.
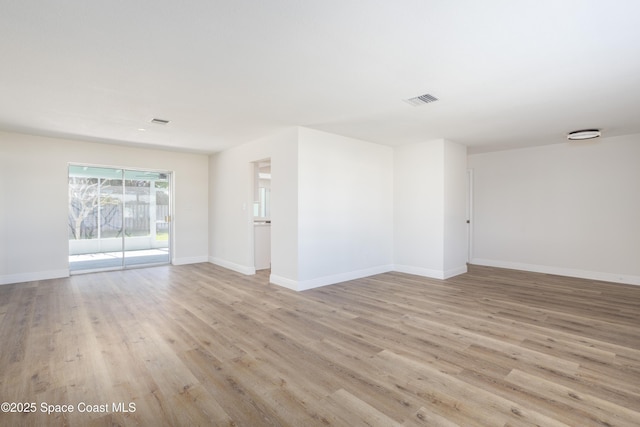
[173,256,209,266]
[270,265,394,292]
[443,265,468,279]
[394,264,445,279]
[209,257,256,275]
[0,269,69,286]
[393,264,467,280]
[471,258,640,286]
[298,265,395,291]
[269,274,299,291]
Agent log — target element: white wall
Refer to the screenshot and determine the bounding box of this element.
[468,134,640,285]
[393,139,468,279]
[0,131,209,285]
[444,140,469,273]
[296,128,394,290]
[394,140,445,275]
[6,125,634,289]
[208,128,299,282]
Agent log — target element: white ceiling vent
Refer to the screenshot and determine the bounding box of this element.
[404,93,438,106]
[151,118,170,125]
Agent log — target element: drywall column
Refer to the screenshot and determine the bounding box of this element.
[295,128,394,290]
[394,139,467,279]
[443,140,469,275]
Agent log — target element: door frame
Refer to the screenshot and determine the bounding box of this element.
[466,168,474,263]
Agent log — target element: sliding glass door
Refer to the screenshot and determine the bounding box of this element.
[68,165,171,272]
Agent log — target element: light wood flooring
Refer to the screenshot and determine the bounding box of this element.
[0,263,639,426]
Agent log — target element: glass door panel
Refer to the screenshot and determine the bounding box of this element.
[123,170,170,267]
[68,165,124,271]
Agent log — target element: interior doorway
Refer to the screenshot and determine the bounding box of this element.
[68,164,172,272]
[252,159,271,272]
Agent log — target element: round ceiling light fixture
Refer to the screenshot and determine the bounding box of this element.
[567,129,601,140]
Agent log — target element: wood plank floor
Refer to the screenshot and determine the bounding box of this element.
[1,263,639,426]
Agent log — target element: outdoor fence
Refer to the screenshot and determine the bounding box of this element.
[69,203,170,240]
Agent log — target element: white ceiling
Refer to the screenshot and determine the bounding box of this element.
[1,1,639,154]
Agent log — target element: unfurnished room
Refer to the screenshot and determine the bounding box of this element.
[1,1,639,426]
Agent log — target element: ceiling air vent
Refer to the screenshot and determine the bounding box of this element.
[150,118,170,125]
[404,93,438,106]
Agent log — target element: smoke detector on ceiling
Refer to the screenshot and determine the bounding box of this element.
[404,93,439,106]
